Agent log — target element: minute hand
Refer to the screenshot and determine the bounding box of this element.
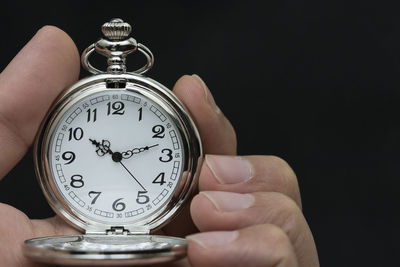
[122,144,159,159]
[119,161,147,191]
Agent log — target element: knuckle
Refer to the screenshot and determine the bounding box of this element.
[262,224,289,244]
[275,193,303,232]
[256,192,303,230]
[268,156,297,181]
[255,156,301,204]
[258,224,295,263]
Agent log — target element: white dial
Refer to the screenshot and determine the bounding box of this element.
[48,88,184,225]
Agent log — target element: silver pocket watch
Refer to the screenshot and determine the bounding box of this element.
[23,18,202,266]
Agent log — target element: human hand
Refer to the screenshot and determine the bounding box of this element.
[0,27,319,267]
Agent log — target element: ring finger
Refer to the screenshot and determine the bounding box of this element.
[190,191,318,267]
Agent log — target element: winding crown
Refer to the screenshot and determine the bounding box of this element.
[101,18,132,40]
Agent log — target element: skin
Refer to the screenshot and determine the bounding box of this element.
[0,26,319,267]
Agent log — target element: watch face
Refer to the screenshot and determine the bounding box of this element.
[46,86,186,226]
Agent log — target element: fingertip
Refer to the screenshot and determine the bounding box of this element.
[191,74,221,114]
[172,74,237,155]
[37,25,72,42]
[33,25,80,81]
[173,74,207,113]
[190,193,218,230]
[186,231,239,267]
[3,24,80,87]
[187,230,238,249]
[173,74,221,115]
[36,25,77,51]
[186,225,300,267]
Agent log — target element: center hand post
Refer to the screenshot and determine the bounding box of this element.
[89,138,147,191]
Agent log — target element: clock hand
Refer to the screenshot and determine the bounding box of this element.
[121,144,159,159]
[119,161,147,191]
[89,138,147,191]
[89,138,113,156]
[89,138,135,163]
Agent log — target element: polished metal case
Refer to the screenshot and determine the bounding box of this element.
[23,19,203,265]
[33,74,202,234]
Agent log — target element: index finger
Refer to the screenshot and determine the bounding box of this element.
[0,26,80,179]
[172,75,237,155]
[161,75,237,236]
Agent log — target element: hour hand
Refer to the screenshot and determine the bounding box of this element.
[121,144,159,159]
[89,139,112,156]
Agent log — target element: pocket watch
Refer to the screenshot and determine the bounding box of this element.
[23,18,202,266]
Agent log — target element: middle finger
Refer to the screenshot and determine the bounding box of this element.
[199,155,302,207]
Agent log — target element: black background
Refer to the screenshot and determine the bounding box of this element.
[0,1,398,266]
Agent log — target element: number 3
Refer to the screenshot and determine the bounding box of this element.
[159,149,173,162]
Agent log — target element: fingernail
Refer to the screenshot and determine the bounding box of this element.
[201,191,254,212]
[192,74,221,114]
[187,231,239,248]
[206,155,253,184]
